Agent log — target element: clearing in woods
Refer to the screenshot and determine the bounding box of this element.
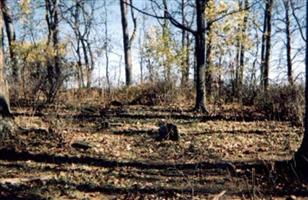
[0,102,306,199]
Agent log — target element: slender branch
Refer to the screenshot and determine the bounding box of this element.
[208,2,257,27]
[162,0,196,34]
[151,1,163,27]
[124,1,165,19]
[290,0,306,41]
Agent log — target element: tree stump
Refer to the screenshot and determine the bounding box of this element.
[157,123,180,141]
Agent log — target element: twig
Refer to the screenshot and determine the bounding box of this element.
[212,190,226,200]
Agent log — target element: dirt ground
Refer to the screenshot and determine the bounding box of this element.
[0,102,307,199]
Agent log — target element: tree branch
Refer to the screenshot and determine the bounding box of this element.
[125,0,196,34]
[129,0,137,43]
[290,0,306,41]
[208,2,257,27]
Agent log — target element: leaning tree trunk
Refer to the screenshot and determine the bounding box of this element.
[194,0,207,112]
[0,1,11,116]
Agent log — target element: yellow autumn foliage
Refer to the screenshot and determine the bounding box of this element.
[143,25,183,80]
[20,0,31,15]
[13,40,67,65]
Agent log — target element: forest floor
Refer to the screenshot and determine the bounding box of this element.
[0,101,307,199]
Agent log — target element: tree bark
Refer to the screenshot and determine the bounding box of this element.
[139,31,143,84]
[162,6,171,83]
[260,0,273,93]
[45,0,61,102]
[235,0,249,102]
[104,0,110,91]
[194,0,208,112]
[1,0,19,98]
[74,0,84,88]
[284,0,293,85]
[0,1,3,84]
[185,32,190,84]
[120,0,136,86]
[0,1,10,115]
[80,38,90,88]
[205,23,213,99]
[181,0,189,87]
[295,0,308,162]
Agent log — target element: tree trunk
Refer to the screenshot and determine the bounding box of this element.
[185,33,190,84]
[45,0,61,102]
[162,7,171,83]
[0,1,3,84]
[139,31,143,83]
[74,0,84,88]
[260,0,273,93]
[1,0,19,98]
[181,0,189,87]
[80,39,91,88]
[260,9,266,87]
[295,0,308,162]
[284,0,293,85]
[235,0,249,102]
[235,36,240,99]
[194,0,207,112]
[120,0,135,86]
[205,23,213,100]
[76,41,85,88]
[71,0,95,89]
[0,1,10,115]
[104,0,110,92]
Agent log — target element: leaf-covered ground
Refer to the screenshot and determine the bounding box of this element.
[0,103,307,199]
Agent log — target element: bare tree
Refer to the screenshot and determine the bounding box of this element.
[61,0,96,88]
[120,0,137,86]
